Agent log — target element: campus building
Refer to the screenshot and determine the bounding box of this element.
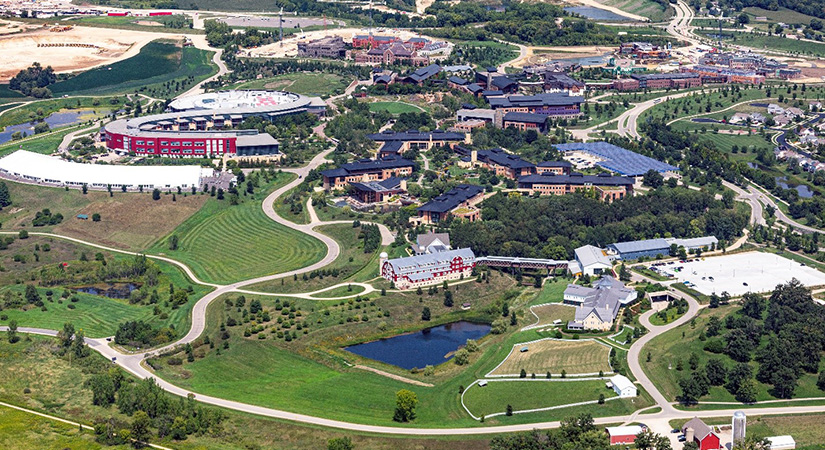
[502,112,549,133]
[103,91,326,158]
[353,42,429,66]
[517,173,634,201]
[564,276,637,331]
[543,71,586,93]
[606,236,718,260]
[568,245,612,277]
[367,129,469,156]
[320,156,414,190]
[297,36,346,59]
[416,184,485,225]
[352,34,398,48]
[413,231,451,255]
[458,148,536,179]
[486,93,584,118]
[349,177,406,204]
[536,161,573,175]
[379,247,475,289]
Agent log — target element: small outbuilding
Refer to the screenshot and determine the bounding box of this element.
[766,436,796,450]
[605,425,644,445]
[609,374,637,398]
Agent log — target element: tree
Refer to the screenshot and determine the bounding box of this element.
[421,307,430,321]
[737,13,750,24]
[88,373,116,406]
[443,289,453,307]
[7,320,19,344]
[741,293,765,319]
[733,436,772,450]
[505,404,513,416]
[618,264,631,282]
[58,322,75,348]
[642,169,664,188]
[453,348,469,365]
[73,329,90,358]
[735,378,758,403]
[18,230,28,239]
[771,367,797,399]
[130,410,152,448]
[168,235,179,251]
[705,359,727,386]
[0,181,11,208]
[152,189,161,201]
[92,213,101,222]
[393,389,418,422]
[328,437,355,450]
[635,430,672,450]
[818,370,825,391]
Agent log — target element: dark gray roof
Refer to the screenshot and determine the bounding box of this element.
[378,140,405,154]
[490,76,517,89]
[449,76,469,86]
[467,84,483,93]
[404,64,441,83]
[476,148,535,170]
[350,176,405,193]
[682,418,714,441]
[417,184,484,214]
[386,248,475,278]
[487,92,584,109]
[503,112,548,124]
[544,71,585,88]
[367,129,465,142]
[320,156,414,178]
[608,238,671,255]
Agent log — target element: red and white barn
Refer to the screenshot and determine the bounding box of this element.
[605,425,645,445]
[379,248,475,289]
[683,417,721,450]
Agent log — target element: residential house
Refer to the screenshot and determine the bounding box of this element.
[566,276,637,331]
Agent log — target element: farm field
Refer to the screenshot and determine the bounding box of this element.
[525,303,575,329]
[368,101,424,115]
[228,72,351,98]
[489,339,612,376]
[461,379,618,418]
[0,180,208,251]
[0,336,488,450]
[246,223,380,293]
[147,172,328,284]
[50,40,216,96]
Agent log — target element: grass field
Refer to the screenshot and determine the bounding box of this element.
[246,223,380,294]
[528,279,568,306]
[489,339,612,376]
[148,172,328,284]
[743,6,822,26]
[50,41,216,96]
[0,125,83,158]
[368,101,424,115]
[0,405,129,450]
[0,336,489,450]
[64,14,203,34]
[525,303,576,329]
[697,30,825,56]
[0,97,118,130]
[598,0,674,22]
[228,73,351,98]
[0,180,207,251]
[311,284,367,298]
[462,380,618,418]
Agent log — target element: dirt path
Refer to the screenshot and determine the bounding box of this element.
[354,365,435,387]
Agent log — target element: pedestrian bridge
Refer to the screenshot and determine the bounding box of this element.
[476,256,569,270]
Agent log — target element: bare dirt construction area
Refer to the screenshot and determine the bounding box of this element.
[247,27,434,58]
[523,46,613,67]
[0,21,186,81]
[53,193,208,251]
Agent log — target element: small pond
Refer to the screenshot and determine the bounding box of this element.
[564,6,632,21]
[776,176,815,198]
[73,283,140,299]
[0,110,102,144]
[345,321,491,370]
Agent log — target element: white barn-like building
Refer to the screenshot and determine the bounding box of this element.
[570,245,612,276]
[609,374,637,398]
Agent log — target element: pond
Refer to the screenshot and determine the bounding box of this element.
[564,6,632,21]
[0,110,102,144]
[344,321,491,370]
[73,283,140,299]
[776,176,815,198]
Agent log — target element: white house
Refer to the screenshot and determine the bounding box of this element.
[768,104,785,115]
[570,245,612,276]
[609,374,637,398]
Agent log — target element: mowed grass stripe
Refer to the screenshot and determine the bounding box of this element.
[149,174,326,284]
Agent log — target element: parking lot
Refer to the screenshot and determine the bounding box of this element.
[653,251,825,296]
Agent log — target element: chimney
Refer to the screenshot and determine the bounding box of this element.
[400,179,407,191]
[471,150,478,164]
[685,428,694,443]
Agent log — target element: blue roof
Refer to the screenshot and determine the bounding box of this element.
[417,184,484,214]
[553,142,679,177]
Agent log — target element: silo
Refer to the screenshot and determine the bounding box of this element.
[732,410,747,444]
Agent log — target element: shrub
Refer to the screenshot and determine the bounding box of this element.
[167,357,183,366]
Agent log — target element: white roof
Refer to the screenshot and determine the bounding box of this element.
[767,436,795,447]
[606,425,644,436]
[0,150,211,188]
[610,374,635,391]
[575,245,611,268]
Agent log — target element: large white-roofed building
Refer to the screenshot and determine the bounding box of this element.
[570,244,612,276]
[0,150,211,190]
[379,247,475,290]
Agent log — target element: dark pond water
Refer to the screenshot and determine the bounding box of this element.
[776,176,814,198]
[564,6,632,21]
[73,283,139,299]
[0,110,100,144]
[345,321,491,370]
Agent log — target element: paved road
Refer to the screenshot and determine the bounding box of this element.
[177,35,229,98]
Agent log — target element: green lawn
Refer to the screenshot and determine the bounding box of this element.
[743,6,823,26]
[525,303,576,329]
[0,405,129,450]
[0,126,82,157]
[632,267,670,281]
[228,73,351,98]
[311,284,367,298]
[246,223,380,293]
[147,173,327,284]
[528,279,568,306]
[462,380,617,418]
[50,41,216,96]
[64,13,203,34]
[697,30,825,56]
[490,339,612,376]
[368,102,424,115]
[597,0,674,22]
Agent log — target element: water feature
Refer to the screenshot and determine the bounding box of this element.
[564,6,632,21]
[775,176,815,198]
[73,283,140,299]
[344,321,491,370]
[0,110,101,144]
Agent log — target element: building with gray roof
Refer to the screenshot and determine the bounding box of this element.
[565,276,637,331]
[379,247,475,289]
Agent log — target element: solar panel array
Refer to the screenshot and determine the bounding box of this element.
[554,142,679,176]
